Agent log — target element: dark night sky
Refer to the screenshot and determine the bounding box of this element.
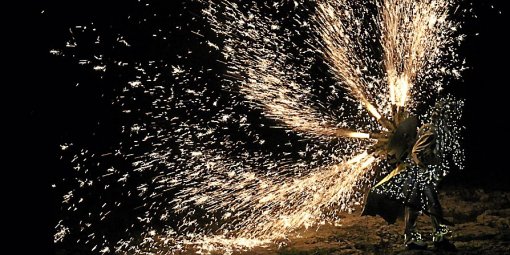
[452,0,509,188]
[17,0,509,253]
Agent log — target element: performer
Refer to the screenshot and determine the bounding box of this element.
[363,113,456,251]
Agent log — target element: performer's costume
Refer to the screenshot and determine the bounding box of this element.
[362,114,456,251]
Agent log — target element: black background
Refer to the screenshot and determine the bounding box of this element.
[18,0,509,253]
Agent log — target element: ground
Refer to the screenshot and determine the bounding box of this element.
[57,186,510,254]
[232,187,510,255]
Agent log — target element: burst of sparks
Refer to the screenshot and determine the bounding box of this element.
[54,0,466,254]
[381,0,458,109]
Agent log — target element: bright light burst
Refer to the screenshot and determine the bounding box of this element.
[54,0,466,254]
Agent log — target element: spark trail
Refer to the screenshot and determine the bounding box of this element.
[380,0,461,109]
[54,0,466,254]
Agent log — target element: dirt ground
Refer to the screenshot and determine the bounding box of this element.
[232,187,510,255]
[57,187,509,254]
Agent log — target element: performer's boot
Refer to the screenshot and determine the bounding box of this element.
[431,215,456,251]
[404,206,427,250]
[424,186,456,251]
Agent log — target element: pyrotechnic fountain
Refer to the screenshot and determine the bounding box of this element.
[54,0,465,254]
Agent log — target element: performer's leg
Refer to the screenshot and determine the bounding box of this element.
[404,206,427,250]
[404,206,419,236]
[423,184,443,219]
[423,185,456,251]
